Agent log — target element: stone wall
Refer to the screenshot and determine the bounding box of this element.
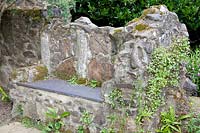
[10,85,107,132]
[7,5,192,133]
[41,5,188,95]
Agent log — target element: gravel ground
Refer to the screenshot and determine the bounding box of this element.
[0,101,12,126]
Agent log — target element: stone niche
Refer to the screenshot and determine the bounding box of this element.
[0,9,45,87]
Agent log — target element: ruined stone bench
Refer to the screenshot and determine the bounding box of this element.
[10,79,106,132]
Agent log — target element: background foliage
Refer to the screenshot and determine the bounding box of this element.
[72,0,200,46]
[72,0,200,30]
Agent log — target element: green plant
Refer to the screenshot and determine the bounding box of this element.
[100,128,115,133]
[104,88,132,132]
[80,110,93,131]
[15,104,23,116]
[141,38,190,118]
[88,80,98,88]
[67,76,102,88]
[68,75,78,84]
[157,106,190,133]
[1,0,75,23]
[187,48,200,95]
[77,110,93,133]
[0,86,10,102]
[187,114,200,133]
[108,88,125,109]
[47,0,75,22]
[43,108,70,133]
[22,117,45,130]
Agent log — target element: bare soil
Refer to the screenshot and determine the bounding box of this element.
[0,101,12,126]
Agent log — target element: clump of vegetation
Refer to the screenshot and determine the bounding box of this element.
[108,88,125,109]
[67,76,102,88]
[22,117,45,131]
[72,0,200,32]
[101,88,131,133]
[43,108,70,133]
[187,48,200,95]
[137,38,190,122]
[187,114,200,133]
[0,86,10,102]
[78,110,93,133]
[33,66,48,81]
[22,108,70,133]
[157,106,190,133]
[47,0,75,22]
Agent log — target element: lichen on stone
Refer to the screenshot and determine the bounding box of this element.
[135,23,150,31]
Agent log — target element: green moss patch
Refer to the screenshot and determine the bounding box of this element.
[135,23,149,31]
[33,66,48,81]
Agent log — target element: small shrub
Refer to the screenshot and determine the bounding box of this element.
[43,108,70,133]
[187,48,200,95]
[21,108,71,133]
[78,110,93,133]
[157,106,190,133]
[46,0,76,22]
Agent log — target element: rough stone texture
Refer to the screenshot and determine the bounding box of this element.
[55,58,76,79]
[40,5,188,88]
[88,59,113,82]
[10,85,107,132]
[11,65,47,83]
[0,9,45,88]
[0,10,44,67]
[41,17,113,81]
[180,62,198,96]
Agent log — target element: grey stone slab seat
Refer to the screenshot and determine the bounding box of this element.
[16,79,104,103]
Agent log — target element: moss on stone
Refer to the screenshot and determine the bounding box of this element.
[53,71,72,80]
[8,9,43,22]
[33,66,48,81]
[135,23,149,31]
[76,78,88,85]
[11,69,17,80]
